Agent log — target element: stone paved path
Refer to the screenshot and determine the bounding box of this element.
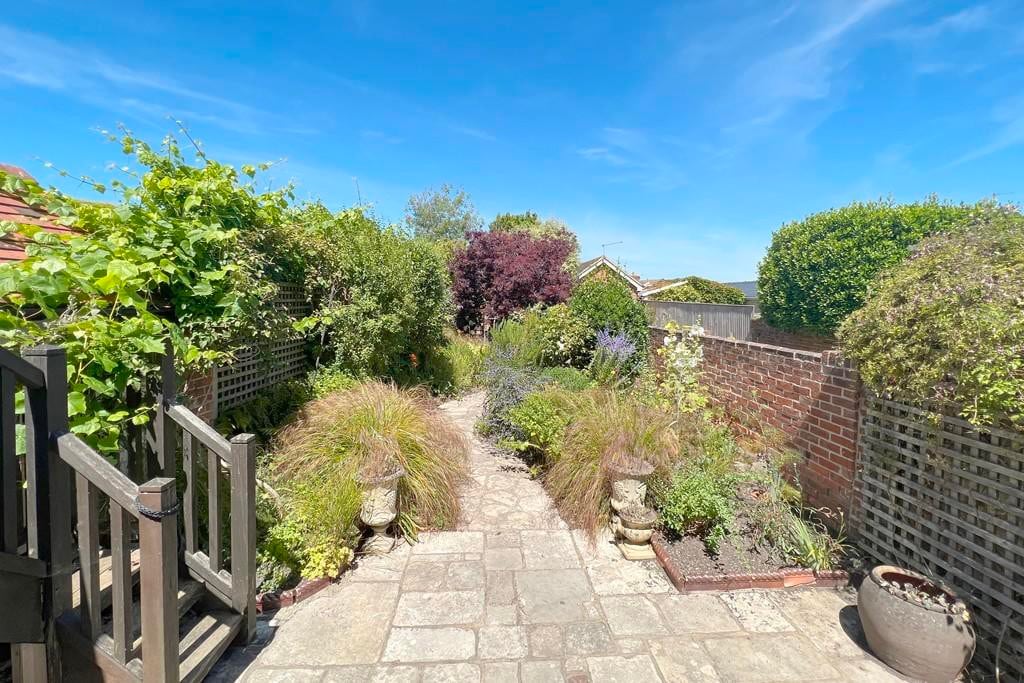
[211,392,906,682]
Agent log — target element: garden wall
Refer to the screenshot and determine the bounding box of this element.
[652,328,860,515]
[748,319,836,353]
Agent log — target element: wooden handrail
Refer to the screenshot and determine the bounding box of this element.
[0,346,46,388]
[56,432,141,516]
[166,402,231,459]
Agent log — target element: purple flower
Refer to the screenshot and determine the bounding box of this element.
[595,328,637,362]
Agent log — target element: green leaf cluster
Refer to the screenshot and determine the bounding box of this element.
[758,198,978,335]
[0,132,297,452]
[839,203,1024,428]
[568,277,649,362]
[646,277,746,305]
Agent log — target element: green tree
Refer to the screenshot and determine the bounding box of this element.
[758,198,978,335]
[404,184,482,242]
[647,277,746,305]
[489,212,579,270]
[839,204,1024,428]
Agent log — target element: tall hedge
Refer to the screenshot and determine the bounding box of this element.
[569,277,649,354]
[647,277,745,305]
[758,199,978,335]
[839,204,1024,428]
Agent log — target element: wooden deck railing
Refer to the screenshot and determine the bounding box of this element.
[1,344,256,682]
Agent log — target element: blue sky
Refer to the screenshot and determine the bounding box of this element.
[1,1,1022,281]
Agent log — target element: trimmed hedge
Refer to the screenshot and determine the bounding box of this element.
[839,204,1024,428]
[569,277,649,358]
[647,277,746,305]
[758,198,978,335]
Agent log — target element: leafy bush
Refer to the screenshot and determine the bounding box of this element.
[758,198,978,335]
[479,351,541,439]
[272,381,469,575]
[417,333,488,396]
[544,389,679,538]
[537,303,591,367]
[505,386,578,460]
[539,366,595,392]
[292,202,452,378]
[588,329,639,387]
[0,134,296,453]
[657,321,708,414]
[647,277,746,305]
[658,467,736,553]
[569,276,649,363]
[839,204,1024,427]
[488,312,546,368]
[450,230,574,331]
[216,379,312,443]
[307,366,359,399]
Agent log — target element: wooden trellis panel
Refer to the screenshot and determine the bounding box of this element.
[855,395,1024,679]
[215,283,312,412]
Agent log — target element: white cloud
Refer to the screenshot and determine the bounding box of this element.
[0,23,310,136]
[576,127,687,191]
[948,95,1024,166]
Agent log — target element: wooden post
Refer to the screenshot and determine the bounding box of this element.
[155,342,177,479]
[138,477,179,683]
[229,433,257,644]
[16,345,74,682]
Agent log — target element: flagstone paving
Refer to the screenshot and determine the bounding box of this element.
[210,392,907,682]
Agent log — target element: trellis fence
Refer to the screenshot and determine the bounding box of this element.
[214,283,312,412]
[645,300,753,340]
[855,395,1024,679]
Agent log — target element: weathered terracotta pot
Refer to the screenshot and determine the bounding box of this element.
[356,465,405,555]
[858,565,975,682]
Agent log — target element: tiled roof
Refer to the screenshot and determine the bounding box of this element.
[724,280,758,298]
[0,164,73,263]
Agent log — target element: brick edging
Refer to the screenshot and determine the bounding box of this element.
[256,576,332,613]
[651,533,849,592]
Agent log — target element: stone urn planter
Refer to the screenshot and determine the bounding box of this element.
[858,565,975,682]
[607,457,654,539]
[355,464,405,555]
[618,505,657,561]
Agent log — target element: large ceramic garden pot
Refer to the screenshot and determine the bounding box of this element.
[857,565,975,682]
[356,465,405,555]
[607,458,654,539]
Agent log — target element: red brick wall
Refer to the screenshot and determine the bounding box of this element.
[748,319,837,353]
[181,368,216,422]
[652,328,860,515]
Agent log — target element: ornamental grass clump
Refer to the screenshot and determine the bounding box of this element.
[273,381,469,561]
[544,389,679,539]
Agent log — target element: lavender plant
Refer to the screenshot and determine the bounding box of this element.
[589,329,639,387]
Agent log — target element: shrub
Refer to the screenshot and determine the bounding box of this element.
[479,352,542,439]
[647,277,746,305]
[569,276,649,362]
[0,134,296,453]
[488,311,546,368]
[450,230,574,331]
[505,386,578,460]
[418,333,488,396]
[539,366,595,392]
[216,379,311,443]
[537,303,591,367]
[758,198,979,335]
[544,389,678,538]
[292,203,452,377]
[588,329,639,387]
[657,467,736,553]
[272,381,469,570]
[839,204,1024,427]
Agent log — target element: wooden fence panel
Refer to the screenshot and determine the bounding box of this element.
[855,395,1024,679]
[645,300,753,340]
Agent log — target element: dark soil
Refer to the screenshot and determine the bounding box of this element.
[657,530,789,577]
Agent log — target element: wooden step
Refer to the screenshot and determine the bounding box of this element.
[70,547,142,612]
[93,578,209,661]
[178,610,242,683]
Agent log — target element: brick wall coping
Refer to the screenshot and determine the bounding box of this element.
[651,326,853,370]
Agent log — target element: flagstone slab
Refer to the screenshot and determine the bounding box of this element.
[516,569,594,623]
[702,633,841,682]
[382,627,477,663]
[600,596,669,637]
[392,590,485,627]
[586,655,663,683]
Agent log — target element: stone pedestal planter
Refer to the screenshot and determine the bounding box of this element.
[858,565,975,682]
[356,465,405,555]
[617,505,657,561]
[607,458,653,540]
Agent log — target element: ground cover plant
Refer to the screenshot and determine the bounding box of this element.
[265,380,469,585]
